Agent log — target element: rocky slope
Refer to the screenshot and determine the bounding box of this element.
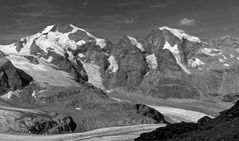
[0,56,32,95]
[0,106,76,135]
[2,81,167,133]
[107,26,239,103]
[135,100,239,141]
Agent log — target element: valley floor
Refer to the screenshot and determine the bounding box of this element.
[0,92,232,141]
[108,91,233,117]
[0,124,165,141]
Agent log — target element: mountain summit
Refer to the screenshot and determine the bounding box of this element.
[0,24,113,87]
[1,24,239,103]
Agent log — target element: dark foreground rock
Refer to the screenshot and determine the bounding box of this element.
[19,112,76,135]
[0,107,76,135]
[135,100,239,141]
[0,57,33,95]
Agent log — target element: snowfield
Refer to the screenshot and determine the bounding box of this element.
[6,55,79,87]
[81,61,105,90]
[188,57,205,68]
[107,55,118,73]
[145,53,158,69]
[149,105,213,123]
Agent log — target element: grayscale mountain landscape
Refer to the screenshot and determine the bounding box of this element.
[0,0,239,141]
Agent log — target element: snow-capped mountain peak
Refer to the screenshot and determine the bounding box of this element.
[158,26,202,43]
[1,24,108,58]
[0,24,111,87]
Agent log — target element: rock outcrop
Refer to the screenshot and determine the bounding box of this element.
[0,108,76,135]
[135,100,239,141]
[0,57,32,95]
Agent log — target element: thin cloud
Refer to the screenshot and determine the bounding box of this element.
[179,18,196,26]
[0,33,28,44]
[115,3,131,7]
[103,15,137,24]
[0,5,12,12]
[149,3,169,8]
[82,1,89,6]
[16,12,43,17]
[16,2,69,18]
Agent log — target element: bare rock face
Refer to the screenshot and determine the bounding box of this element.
[135,104,168,123]
[0,108,76,135]
[109,35,149,89]
[68,30,93,42]
[107,27,239,103]
[57,24,73,33]
[0,57,32,95]
[107,27,204,99]
[21,112,76,135]
[135,100,239,141]
[15,39,27,52]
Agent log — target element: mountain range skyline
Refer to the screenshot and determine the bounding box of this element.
[0,0,239,44]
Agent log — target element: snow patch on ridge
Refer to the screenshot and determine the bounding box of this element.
[81,61,105,90]
[107,55,118,72]
[163,42,191,74]
[78,53,85,58]
[41,25,55,34]
[32,91,37,99]
[159,26,202,43]
[218,58,225,63]
[76,40,86,46]
[127,35,145,52]
[1,91,15,100]
[223,63,230,67]
[70,24,107,48]
[237,57,239,61]
[188,57,205,68]
[46,56,53,62]
[145,53,158,69]
[95,38,107,48]
[199,48,222,56]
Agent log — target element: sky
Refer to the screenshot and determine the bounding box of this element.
[0,0,239,44]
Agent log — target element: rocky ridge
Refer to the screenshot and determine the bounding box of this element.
[135,100,239,141]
